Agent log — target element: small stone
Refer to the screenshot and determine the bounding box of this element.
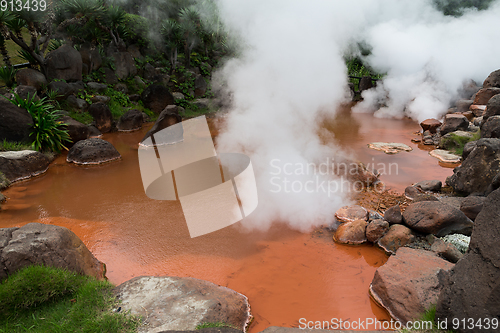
[384,205,403,225]
[335,205,368,223]
[430,238,463,263]
[366,219,389,243]
[404,185,424,200]
[377,224,416,255]
[414,180,442,192]
[367,142,413,154]
[333,219,368,245]
[459,195,486,221]
[429,149,461,164]
[420,118,442,134]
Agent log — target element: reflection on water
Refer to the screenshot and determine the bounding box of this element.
[0,109,453,331]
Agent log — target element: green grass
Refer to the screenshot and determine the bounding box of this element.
[0,29,31,68]
[196,322,238,330]
[440,131,480,156]
[399,305,454,333]
[0,139,31,152]
[69,110,94,125]
[0,265,139,333]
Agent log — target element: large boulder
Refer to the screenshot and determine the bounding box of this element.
[420,118,442,134]
[370,247,454,325]
[79,43,102,73]
[111,52,137,79]
[66,138,120,165]
[113,276,252,332]
[0,98,33,143]
[440,114,469,136]
[446,138,500,195]
[483,94,500,120]
[436,188,500,332]
[483,69,500,88]
[60,116,89,146]
[359,76,374,92]
[13,85,37,100]
[0,151,50,183]
[0,223,105,281]
[472,87,500,105]
[15,68,47,91]
[88,102,113,133]
[480,115,500,138]
[141,110,182,143]
[194,74,207,98]
[117,109,143,132]
[459,195,486,221]
[141,84,175,114]
[46,44,83,82]
[403,201,473,236]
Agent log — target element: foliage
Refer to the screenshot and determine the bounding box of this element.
[441,234,470,253]
[440,131,480,155]
[69,110,93,125]
[10,93,71,152]
[170,65,196,99]
[196,322,238,330]
[0,65,17,87]
[0,265,140,333]
[399,305,454,333]
[0,139,31,152]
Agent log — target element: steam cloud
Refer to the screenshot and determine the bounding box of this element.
[212,0,500,231]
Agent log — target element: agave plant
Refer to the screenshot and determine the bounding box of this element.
[10,93,71,152]
[0,65,17,88]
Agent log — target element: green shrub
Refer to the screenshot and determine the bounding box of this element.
[0,66,17,88]
[10,93,72,153]
[0,139,32,151]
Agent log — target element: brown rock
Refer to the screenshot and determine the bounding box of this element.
[377,224,415,255]
[15,68,47,91]
[482,69,500,88]
[472,87,500,105]
[459,195,486,221]
[455,100,473,113]
[46,44,83,82]
[404,185,424,200]
[414,179,442,192]
[89,102,113,133]
[66,138,121,165]
[366,219,389,243]
[333,219,368,245]
[470,104,486,117]
[384,205,402,225]
[440,114,469,136]
[403,201,473,236]
[334,205,368,223]
[0,223,105,281]
[420,118,442,134]
[141,84,175,114]
[483,94,500,120]
[114,276,251,332]
[431,238,463,263]
[370,247,454,324]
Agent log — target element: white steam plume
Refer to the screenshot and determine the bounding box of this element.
[213,0,500,231]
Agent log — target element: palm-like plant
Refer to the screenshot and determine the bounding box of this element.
[178,6,201,67]
[0,11,14,67]
[161,19,183,71]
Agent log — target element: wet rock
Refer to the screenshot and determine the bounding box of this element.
[0,98,33,143]
[384,205,402,225]
[14,85,37,100]
[404,185,424,200]
[66,138,120,165]
[141,109,182,143]
[420,118,442,134]
[334,205,368,223]
[89,102,113,133]
[0,151,50,183]
[440,130,474,151]
[440,114,469,136]
[370,247,453,325]
[456,99,473,113]
[333,219,367,245]
[366,219,389,243]
[436,188,500,332]
[403,201,473,237]
[141,84,175,114]
[482,68,500,88]
[430,238,463,263]
[459,195,486,221]
[414,180,442,192]
[472,87,500,105]
[111,52,137,79]
[377,224,415,255]
[46,44,82,82]
[47,80,74,100]
[60,116,89,146]
[117,109,143,132]
[87,82,108,93]
[367,142,412,154]
[429,149,461,164]
[194,74,207,98]
[15,68,47,91]
[481,115,500,138]
[113,276,251,332]
[446,138,500,195]
[0,223,105,281]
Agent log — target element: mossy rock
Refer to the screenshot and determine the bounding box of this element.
[0,171,9,190]
[439,130,480,155]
